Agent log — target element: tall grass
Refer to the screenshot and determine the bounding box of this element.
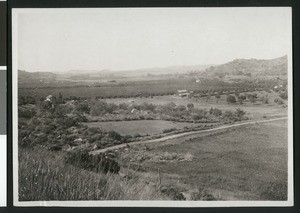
[19,148,167,201]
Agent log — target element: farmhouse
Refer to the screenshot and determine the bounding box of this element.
[178,90,190,97]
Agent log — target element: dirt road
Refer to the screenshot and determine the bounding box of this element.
[90,116,288,155]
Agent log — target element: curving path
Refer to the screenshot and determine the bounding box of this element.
[89,116,288,155]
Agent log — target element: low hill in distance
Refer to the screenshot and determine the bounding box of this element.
[201,55,287,78]
[18,70,57,84]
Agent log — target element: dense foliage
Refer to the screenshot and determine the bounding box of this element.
[18,93,248,152]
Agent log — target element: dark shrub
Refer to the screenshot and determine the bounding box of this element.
[279,92,288,100]
[160,186,186,200]
[133,133,141,138]
[226,95,236,104]
[162,128,177,133]
[75,101,90,113]
[237,94,246,105]
[19,96,36,105]
[108,130,122,141]
[209,107,222,117]
[41,100,53,110]
[65,150,120,174]
[48,145,62,151]
[187,103,194,111]
[274,98,284,105]
[247,93,258,104]
[191,187,217,201]
[235,108,246,119]
[19,107,36,118]
[223,111,235,120]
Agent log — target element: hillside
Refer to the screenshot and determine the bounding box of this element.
[201,55,287,78]
[18,56,287,84]
[18,70,57,83]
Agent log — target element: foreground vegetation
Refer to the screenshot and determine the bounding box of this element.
[19,148,168,201]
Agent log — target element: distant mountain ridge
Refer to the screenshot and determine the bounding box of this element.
[18,55,287,84]
[62,64,213,77]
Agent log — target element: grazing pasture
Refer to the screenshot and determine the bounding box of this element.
[121,119,288,200]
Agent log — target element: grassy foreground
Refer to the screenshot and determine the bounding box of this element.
[18,148,167,201]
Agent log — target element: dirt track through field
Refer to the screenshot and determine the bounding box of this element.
[89,116,288,155]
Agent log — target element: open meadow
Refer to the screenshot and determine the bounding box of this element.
[117,119,288,200]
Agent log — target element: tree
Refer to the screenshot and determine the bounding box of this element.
[279,92,288,100]
[141,102,156,112]
[274,98,284,105]
[206,93,211,103]
[187,103,194,111]
[76,101,90,113]
[41,100,52,110]
[259,96,269,104]
[177,105,187,111]
[237,94,246,105]
[108,130,122,141]
[58,92,64,104]
[235,108,246,119]
[215,92,221,103]
[226,95,236,104]
[234,91,240,99]
[247,93,258,105]
[119,103,129,110]
[209,107,222,116]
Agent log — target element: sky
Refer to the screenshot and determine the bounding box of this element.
[15,7,292,73]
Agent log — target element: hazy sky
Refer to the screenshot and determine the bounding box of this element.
[15,7,291,72]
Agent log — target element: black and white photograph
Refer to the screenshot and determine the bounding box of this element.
[12,7,293,207]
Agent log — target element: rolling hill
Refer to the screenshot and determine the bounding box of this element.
[18,55,287,85]
[18,70,57,83]
[201,55,287,77]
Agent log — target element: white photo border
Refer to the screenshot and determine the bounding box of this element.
[12,7,294,207]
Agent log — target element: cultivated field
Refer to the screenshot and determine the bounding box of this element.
[85,120,200,136]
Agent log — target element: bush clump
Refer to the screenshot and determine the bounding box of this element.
[274,98,284,105]
[160,186,186,200]
[162,128,177,133]
[226,95,236,104]
[64,150,120,174]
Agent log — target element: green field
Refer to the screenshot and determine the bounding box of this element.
[120,119,288,200]
[84,120,200,136]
